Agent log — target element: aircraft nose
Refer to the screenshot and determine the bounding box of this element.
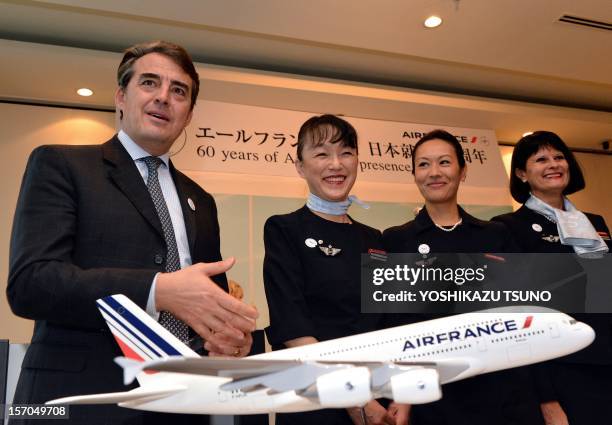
[578,322,595,348]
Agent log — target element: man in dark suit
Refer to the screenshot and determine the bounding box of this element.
[6,40,258,424]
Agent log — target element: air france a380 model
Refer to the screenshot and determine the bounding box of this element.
[48,294,594,415]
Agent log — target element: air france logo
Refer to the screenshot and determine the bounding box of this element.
[402,316,533,351]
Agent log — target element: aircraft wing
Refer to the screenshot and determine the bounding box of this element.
[133,356,478,393]
[46,385,187,405]
[393,358,478,384]
[142,357,303,379]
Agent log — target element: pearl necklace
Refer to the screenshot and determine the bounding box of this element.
[434,218,463,232]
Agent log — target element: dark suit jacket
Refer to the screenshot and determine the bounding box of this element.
[7,136,226,424]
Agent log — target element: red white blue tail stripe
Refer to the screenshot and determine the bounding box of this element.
[97,294,198,362]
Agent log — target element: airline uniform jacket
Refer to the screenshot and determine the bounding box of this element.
[383,206,543,425]
[492,206,612,405]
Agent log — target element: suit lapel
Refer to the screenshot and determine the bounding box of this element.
[103,136,164,238]
[170,161,197,254]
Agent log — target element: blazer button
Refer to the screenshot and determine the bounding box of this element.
[154,254,164,265]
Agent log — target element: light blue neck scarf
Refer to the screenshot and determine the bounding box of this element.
[525,194,608,258]
[306,193,369,216]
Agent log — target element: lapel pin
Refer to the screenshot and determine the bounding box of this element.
[532,223,542,232]
[368,248,387,262]
[418,243,430,255]
[187,198,196,211]
[305,238,317,248]
[317,240,341,256]
[319,244,341,256]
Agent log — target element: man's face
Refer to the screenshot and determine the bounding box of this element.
[115,52,194,155]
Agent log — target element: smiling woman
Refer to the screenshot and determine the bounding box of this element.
[263,115,409,425]
[412,132,466,212]
[492,131,611,425]
[295,116,359,206]
[382,129,543,425]
[494,131,608,257]
[517,146,570,207]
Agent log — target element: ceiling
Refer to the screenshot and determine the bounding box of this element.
[0,0,611,149]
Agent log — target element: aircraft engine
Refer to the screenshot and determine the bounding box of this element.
[389,368,441,404]
[315,367,372,407]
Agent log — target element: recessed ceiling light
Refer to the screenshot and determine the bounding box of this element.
[424,16,443,28]
[522,132,534,137]
[77,88,93,97]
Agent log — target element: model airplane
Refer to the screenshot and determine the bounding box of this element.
[47,294,594,415]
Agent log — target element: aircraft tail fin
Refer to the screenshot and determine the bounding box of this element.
[97,294,198,384]
[114,356,146,386]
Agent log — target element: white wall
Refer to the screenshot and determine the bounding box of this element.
[0,103,115,343]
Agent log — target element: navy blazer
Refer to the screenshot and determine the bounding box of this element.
[493,205,612,365]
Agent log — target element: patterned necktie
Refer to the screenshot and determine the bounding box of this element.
[142,156,190,343]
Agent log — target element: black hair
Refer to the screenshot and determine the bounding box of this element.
[297,114,358,161]
[509,131,585,203]
[412,129,465,174]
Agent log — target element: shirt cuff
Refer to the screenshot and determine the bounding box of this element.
[146,273,161,320]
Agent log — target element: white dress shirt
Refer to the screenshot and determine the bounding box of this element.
[117,130,192,317]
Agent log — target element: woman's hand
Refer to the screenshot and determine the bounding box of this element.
[347,400,394,425]
[540,401,569,425]
[387,402,410,425]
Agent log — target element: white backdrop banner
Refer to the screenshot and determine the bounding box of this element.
[177,100,507,188]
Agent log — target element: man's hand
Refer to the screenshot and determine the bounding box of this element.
[540,401,569,425]
[205,330,253,358]
[347,400,394,425]
[155,257,258,356]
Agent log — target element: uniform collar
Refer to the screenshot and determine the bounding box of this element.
[413,205,486,234]
[117,130,170,167]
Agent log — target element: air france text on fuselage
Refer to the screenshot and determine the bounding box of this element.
[402,318,528,351]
